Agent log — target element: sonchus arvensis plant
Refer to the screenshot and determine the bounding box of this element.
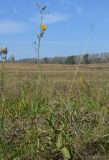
[0,47,8,90]
[34,3,47,63]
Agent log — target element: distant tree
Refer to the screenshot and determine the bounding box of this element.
[90,54,102,63]
[43,57,49,64]
[65,55,75,64]
[82,53,90,64]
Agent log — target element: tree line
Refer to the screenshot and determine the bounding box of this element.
[39,52,109,64]
[4,52,109,64]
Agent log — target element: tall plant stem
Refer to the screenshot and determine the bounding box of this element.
[37,13,43,63]
[0,60,5,91]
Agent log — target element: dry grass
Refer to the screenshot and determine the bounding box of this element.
[0,63,109,160]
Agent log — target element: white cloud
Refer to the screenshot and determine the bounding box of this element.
[30,12,72,24]
[0,19,29,34]
[43,13,72,24]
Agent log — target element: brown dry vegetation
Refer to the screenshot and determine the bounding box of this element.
[0,63,109,160]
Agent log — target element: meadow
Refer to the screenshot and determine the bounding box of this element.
[0,63,109,160]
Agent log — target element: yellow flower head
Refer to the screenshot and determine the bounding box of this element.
[41,24,47,31]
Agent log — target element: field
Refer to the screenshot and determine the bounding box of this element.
[0,63,109,160]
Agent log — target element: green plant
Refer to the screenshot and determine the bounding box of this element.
[0,47,8,91]
[34,3,47,63]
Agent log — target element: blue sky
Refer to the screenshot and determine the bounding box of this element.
[0,0,109,59]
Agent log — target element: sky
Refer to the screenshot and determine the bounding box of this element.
[0,0,109,59]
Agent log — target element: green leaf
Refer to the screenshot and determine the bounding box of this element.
[56,133,63,149]
[61,147,71,159]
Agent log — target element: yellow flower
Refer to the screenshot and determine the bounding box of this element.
[41,24,47,31]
